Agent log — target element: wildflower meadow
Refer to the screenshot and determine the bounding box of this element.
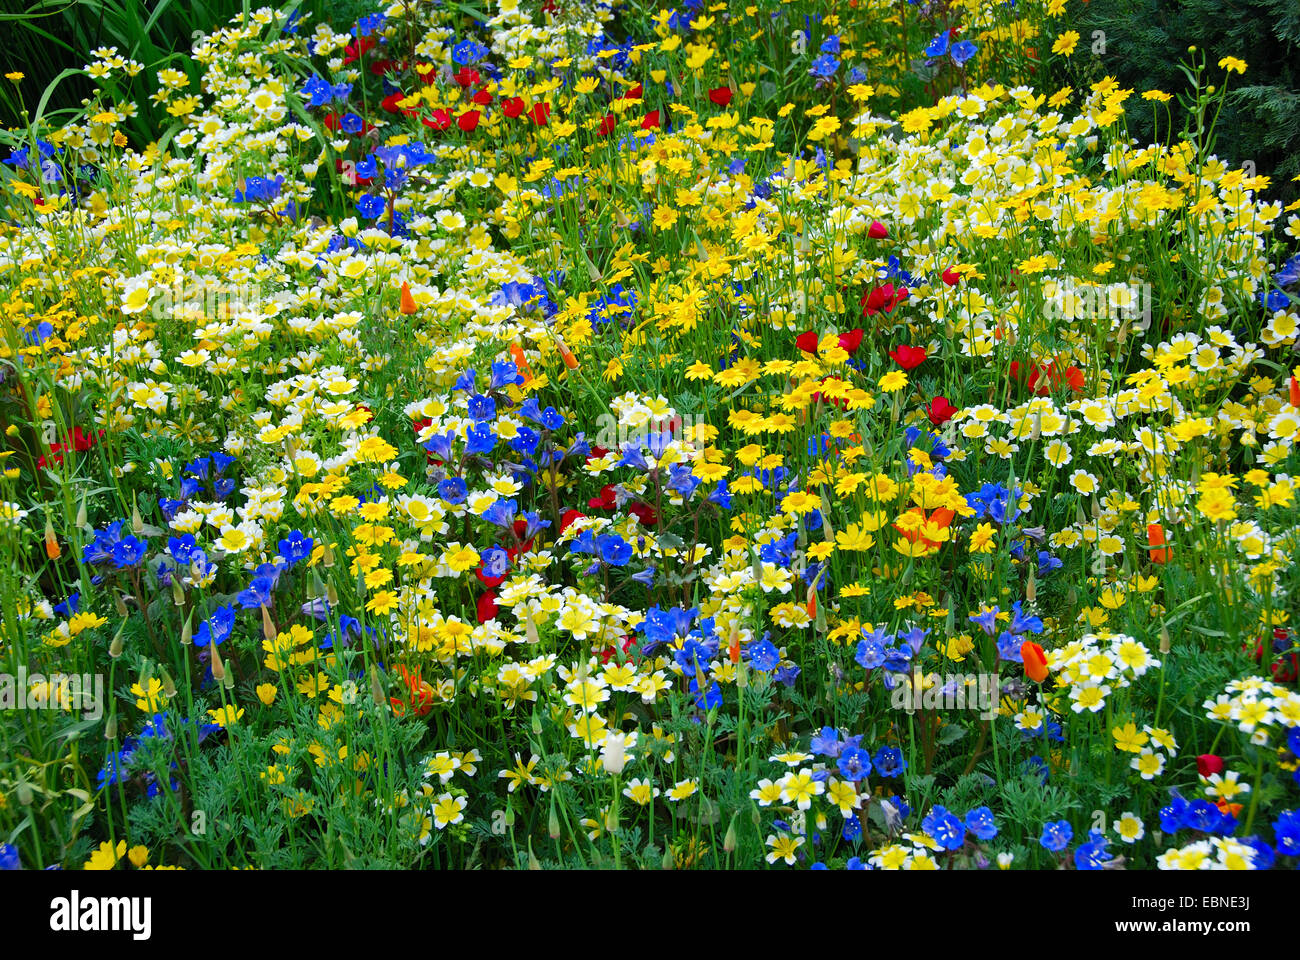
[1,0,1299,887]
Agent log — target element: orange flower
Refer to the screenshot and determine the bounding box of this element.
[1290,376,1299,408]
[1147,523,1170,564]
[399,281,418,315]
[509,342,534,384]
[390,665,434,717]
[1022,641,1049,683]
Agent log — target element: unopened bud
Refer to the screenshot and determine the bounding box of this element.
[261,604,276,642]
[75,497,88,530]
[210,641,226,682]
[114,593,128,618]
[605,805,620,833]
[109,625,125,659]
[1159,624,1171,654]
[161,669,176,699]
[601,732,627,774]
[370,665,386,707]
[44,517,60,560]
[530,710,543,736]
[171,577,185,606]
[180,613,193,646]
[547,803,561,839]
[723,812,740,852]
[16,781,33,805]
[524,611,539,644]
[1025,566,1036,603]
[661,845,675,870]
[327,582,339,607]
[131,498,144,534]
[322,541,335,568]
[103,715,117,741]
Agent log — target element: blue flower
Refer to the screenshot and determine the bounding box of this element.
[193,604,236,648]
[950,40,978,66]
[1073,829,1114,869]
[356,194,386,218]
[747,639,781,672]
[809,54,839,78]
[111,536,148,569]
[873,746,907,777]
[923,805,967,850]
[597,533,632,566]
[1039,819,1073,852]
[0,843,19,870]
[925,31,950,57]
[810,726,843,757]
[277,530,314,567]
[837,747,873,782]
[965,806,998,840]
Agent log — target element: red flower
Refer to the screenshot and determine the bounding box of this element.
[527,102,550,125]
[861,283,909,317]
[889,344,927,370]
[343,36,376,65]
[708,86,733,107]
[619,83,643,101]
[629,501,658,527]
[369,59,397,76]
[453,67,480,88]
[559,509,586,533]
[1196,754,1225,778]
[471,88,493,106]
[868,220,889,239]
[476,590,499,624]
[457,110,480,132]
[795,330,820,353]
[423,109,451,131]
[941,266,961,286]
[1012,359,1085,396]
[641,110,661,130]
[38,426,105,468]
[926,396,958,426]
[598,113,617,136]
[502,96,526,118]
[838,328,864,355]
[379,91,407,114]
[588,484,617,510]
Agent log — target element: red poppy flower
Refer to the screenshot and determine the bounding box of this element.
[889,344,927,370]
[641,110,661,130]
[588,484,617,510]
[1196,754,1225,778]
[343,36,376,65]
[560,509,586,533]
[795,330,820,353]
[502,96,526,118]
[585,446,609,463]
[527,102,550,125]
[926,396,958,426]
[708,86,733,107]
[476,590,499,624]
[629,501,658,527]
[838,328,864,354]
[457,110,480,132]
[619,84,643,101]
[861,283,908,317]
[868,220,889,239]
[380,91,407,113]
[453,67,480,88]
[423,109,451,131]
[598,113,617,136]
[598,635,637,665]
[1012,359,1085,396]
[941,266,961,286]
[471,88,493,106]
[369,58,396,76]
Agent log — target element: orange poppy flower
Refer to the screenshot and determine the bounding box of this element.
[1147,523,1170,564]
[1022,641,1049,683]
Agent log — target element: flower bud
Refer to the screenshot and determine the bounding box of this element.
[44,517,60,560]
[180,613,193,646]
[209,640,226,682]
[17,781,34,806]
[75,497,88,530]
[109,625,125,659]
[547,803,561,839]
[261,604,276,642]
[601,732,627,775]
[132,499,144,534]
[171,577,185,607]
[104,715,117,741]
[723,812,739,852]
[161,669,176,699]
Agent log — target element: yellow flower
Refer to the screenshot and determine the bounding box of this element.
[1217,56,1246,75]
[1051,31,1080,56]
[878,370,908,392]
